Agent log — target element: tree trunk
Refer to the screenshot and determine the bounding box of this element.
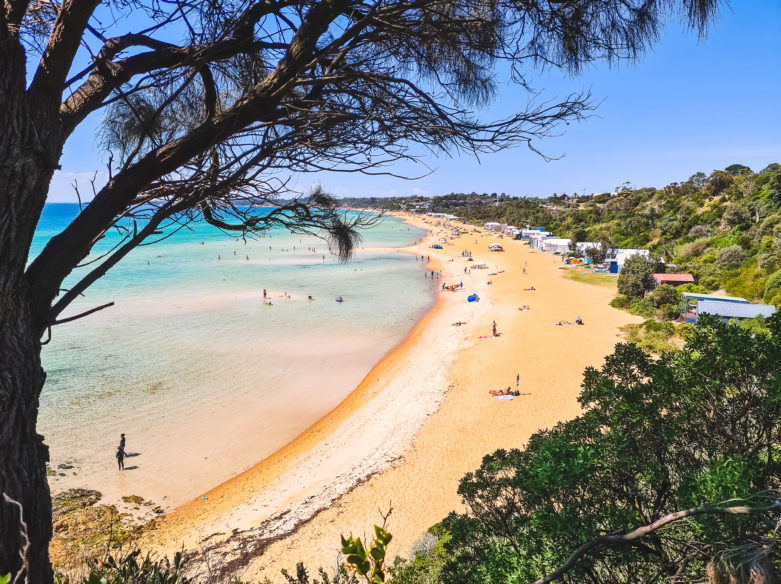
[0,292,52,584]
[1,30,59,584]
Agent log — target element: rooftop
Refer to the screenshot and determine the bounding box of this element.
[653,273,695,283]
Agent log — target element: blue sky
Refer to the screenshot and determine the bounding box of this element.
[49,1,781,202]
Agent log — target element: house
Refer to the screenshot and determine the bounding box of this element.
[679,292,750,324]
[695,300,776,323]
[484,222,504,232]
[606,249,652,273]
[543,238,571,254]
[653,273,695,287]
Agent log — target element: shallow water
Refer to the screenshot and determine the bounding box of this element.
[35,205,434,507]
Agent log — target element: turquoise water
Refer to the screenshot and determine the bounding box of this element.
[35,204,434,505]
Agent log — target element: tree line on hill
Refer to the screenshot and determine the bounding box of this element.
[345,163,781,307]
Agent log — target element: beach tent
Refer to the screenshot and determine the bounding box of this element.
[489,243,504,251]
[432,244,443,249]
[468,294,479,302]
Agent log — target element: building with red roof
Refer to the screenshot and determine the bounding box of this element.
[653,273,695,287]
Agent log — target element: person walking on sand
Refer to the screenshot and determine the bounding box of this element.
[116,445,126,470]
[492,320,497,336]
[120,433,126,451]
[516,373,520,388]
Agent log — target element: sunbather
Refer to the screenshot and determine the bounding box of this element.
[489,387,512,396]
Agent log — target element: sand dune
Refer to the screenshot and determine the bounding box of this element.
[146,215,640,578]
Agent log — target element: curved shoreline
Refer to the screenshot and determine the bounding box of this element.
[147,214,642,579]
[145,215,454,555]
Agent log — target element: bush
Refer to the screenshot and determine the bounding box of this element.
[629,298,655,318]
[716,245,746,269]
[618,255,660,299]
[657,303,680,321]
[680,240,708,258]
[649,284,679,308]
[723,267,767,301]
[765,269,781,298]
[610,296,630,310]
[721,205,750,229]
[699,276,720,290]
[688,224,713,239]
[677,283,709,295]
[757,252,780,273]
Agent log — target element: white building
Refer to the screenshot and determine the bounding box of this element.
[543,238,572,254]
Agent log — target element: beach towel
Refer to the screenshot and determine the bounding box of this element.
[494,395,513,401]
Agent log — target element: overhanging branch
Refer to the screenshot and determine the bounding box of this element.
[535,500,781,584]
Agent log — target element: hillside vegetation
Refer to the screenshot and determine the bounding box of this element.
[345,163,781,304]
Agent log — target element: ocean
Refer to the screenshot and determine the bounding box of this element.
[34,204,434,508]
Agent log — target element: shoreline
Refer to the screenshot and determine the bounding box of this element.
[143,216,454,555]
[145,214,642,578]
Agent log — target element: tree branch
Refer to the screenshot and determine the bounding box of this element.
[28,0,101,112]
[534,500,781,584]
[50,301,115,325]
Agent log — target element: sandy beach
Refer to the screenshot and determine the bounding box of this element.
[144,214,640,577]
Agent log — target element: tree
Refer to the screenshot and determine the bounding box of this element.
[585,243,607,264]
[725,163,752,175]
[441,314,781,584]
[0,1,723,579]
[617,254,660,298]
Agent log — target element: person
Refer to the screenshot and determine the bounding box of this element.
[308,295,313,301]
[516,374,520,388]
[489,387,512,396]
[262,289,267,301]
[492,320,497,336]
[336,296,344,302]
[576,315,583,325]
[116,446,126,470]
[119,433,126,451]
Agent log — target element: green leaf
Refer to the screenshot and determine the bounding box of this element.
[374,525,393,546]
[0,574,10,584]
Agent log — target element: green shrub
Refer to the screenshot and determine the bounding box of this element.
[765,269,781,298]
[657,303,680,321]
[643,319,675,336]
[680,240,708,258]
[55,552,190,584]
[678,283,709,295]
[715,245,746,269]
[699,276,720,290]
[757,252,780,273]
[629,298,655,318]
[723,267,767,301]
[649,284,679,307]
[610,295,630,310]
[618,255,660,299]
[738,315,772,338]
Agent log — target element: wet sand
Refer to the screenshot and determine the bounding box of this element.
[145,214,640,577]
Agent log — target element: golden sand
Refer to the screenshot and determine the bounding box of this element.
[146,214,640,577]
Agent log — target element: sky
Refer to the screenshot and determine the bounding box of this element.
[49,0,781,202]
